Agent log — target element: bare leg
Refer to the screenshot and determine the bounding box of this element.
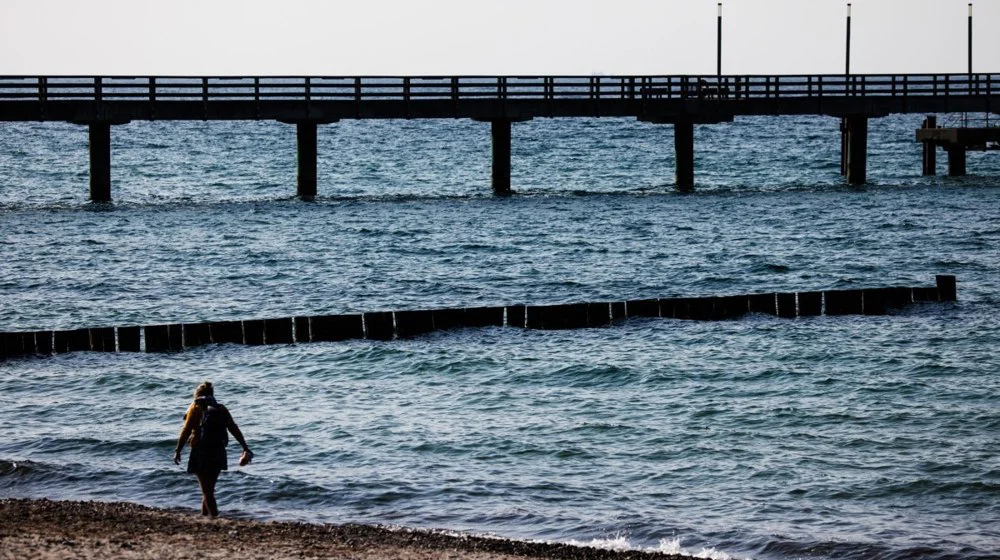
[195,470,221,517]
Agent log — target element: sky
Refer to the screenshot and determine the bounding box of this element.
[0,0,996,76]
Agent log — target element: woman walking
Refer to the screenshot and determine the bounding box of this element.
[173,381,253,517]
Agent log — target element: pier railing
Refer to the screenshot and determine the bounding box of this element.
[0,74,997,103]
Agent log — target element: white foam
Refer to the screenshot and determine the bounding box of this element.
[565,535,632,551]
[656,537,745,560]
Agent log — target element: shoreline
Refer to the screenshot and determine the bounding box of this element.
[0,498,698,560]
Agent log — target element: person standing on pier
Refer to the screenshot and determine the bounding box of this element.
[173,381,253,517]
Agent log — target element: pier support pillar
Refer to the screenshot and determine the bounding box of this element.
[491,119,512,196]
[674,120,694,191]
[839,117,848,176]
[89,122,112,203]
[297,121,318,200]
[921,116,937,176]
[947,146,967,177]
[843,115,868,185]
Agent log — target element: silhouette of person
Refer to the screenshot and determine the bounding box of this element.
[173,381,253,517]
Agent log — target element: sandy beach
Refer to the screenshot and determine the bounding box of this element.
[0,499,697,560]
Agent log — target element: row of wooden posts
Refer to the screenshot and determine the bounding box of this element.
[1,276,956,361]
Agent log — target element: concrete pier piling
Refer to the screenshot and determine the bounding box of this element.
[89,123,112,202]
[840,117,849,176]
[674,120,695,190]
[947,146,967,176]
[843,115,868,185]
[491,119,512,196]
[296,122,318,200]
[922,116,938,175]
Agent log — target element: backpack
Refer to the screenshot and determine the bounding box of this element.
[197,399,229,450]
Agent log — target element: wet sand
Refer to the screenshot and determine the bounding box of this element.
[0,499,696,560]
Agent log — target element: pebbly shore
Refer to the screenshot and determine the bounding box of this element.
[0,499,698,560]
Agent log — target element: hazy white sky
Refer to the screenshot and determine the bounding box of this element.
[0,0,996,76]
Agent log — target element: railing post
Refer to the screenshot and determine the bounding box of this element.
[451,77,458,102]
[202,77,209,118]
[403,77,410,102]
[891,75,896,96]
[149,77,156,102]
[254,77,261,119]
[945,74,950,97]
[354,77,361,102]
[304,77,312,119]
[903,75,908,98]
[807,75,812,97]
[39,77,47,102]
[95,77,103,102]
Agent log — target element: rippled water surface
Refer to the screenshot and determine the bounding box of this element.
[2,115,999,560]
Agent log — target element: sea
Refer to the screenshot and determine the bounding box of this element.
[1,113,998,560]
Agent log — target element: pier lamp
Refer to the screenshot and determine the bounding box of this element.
[845,3,852,75]
[717,3,723,78]
[968,3,973,75]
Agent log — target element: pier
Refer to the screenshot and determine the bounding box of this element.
[1,74,999,199]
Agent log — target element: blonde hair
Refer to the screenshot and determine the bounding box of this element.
[193,381,214,399]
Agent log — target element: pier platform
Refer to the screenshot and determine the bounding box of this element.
[917,115,1000,176]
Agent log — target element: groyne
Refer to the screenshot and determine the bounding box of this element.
[1,276,956,360]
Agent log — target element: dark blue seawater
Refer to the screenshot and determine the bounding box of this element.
[1,114,999,559]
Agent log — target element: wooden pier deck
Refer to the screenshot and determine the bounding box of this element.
[1,74,998,198]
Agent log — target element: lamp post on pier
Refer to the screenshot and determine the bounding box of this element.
[845,3,852,75]
[968,3,973,75]
[717,3,722,79]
